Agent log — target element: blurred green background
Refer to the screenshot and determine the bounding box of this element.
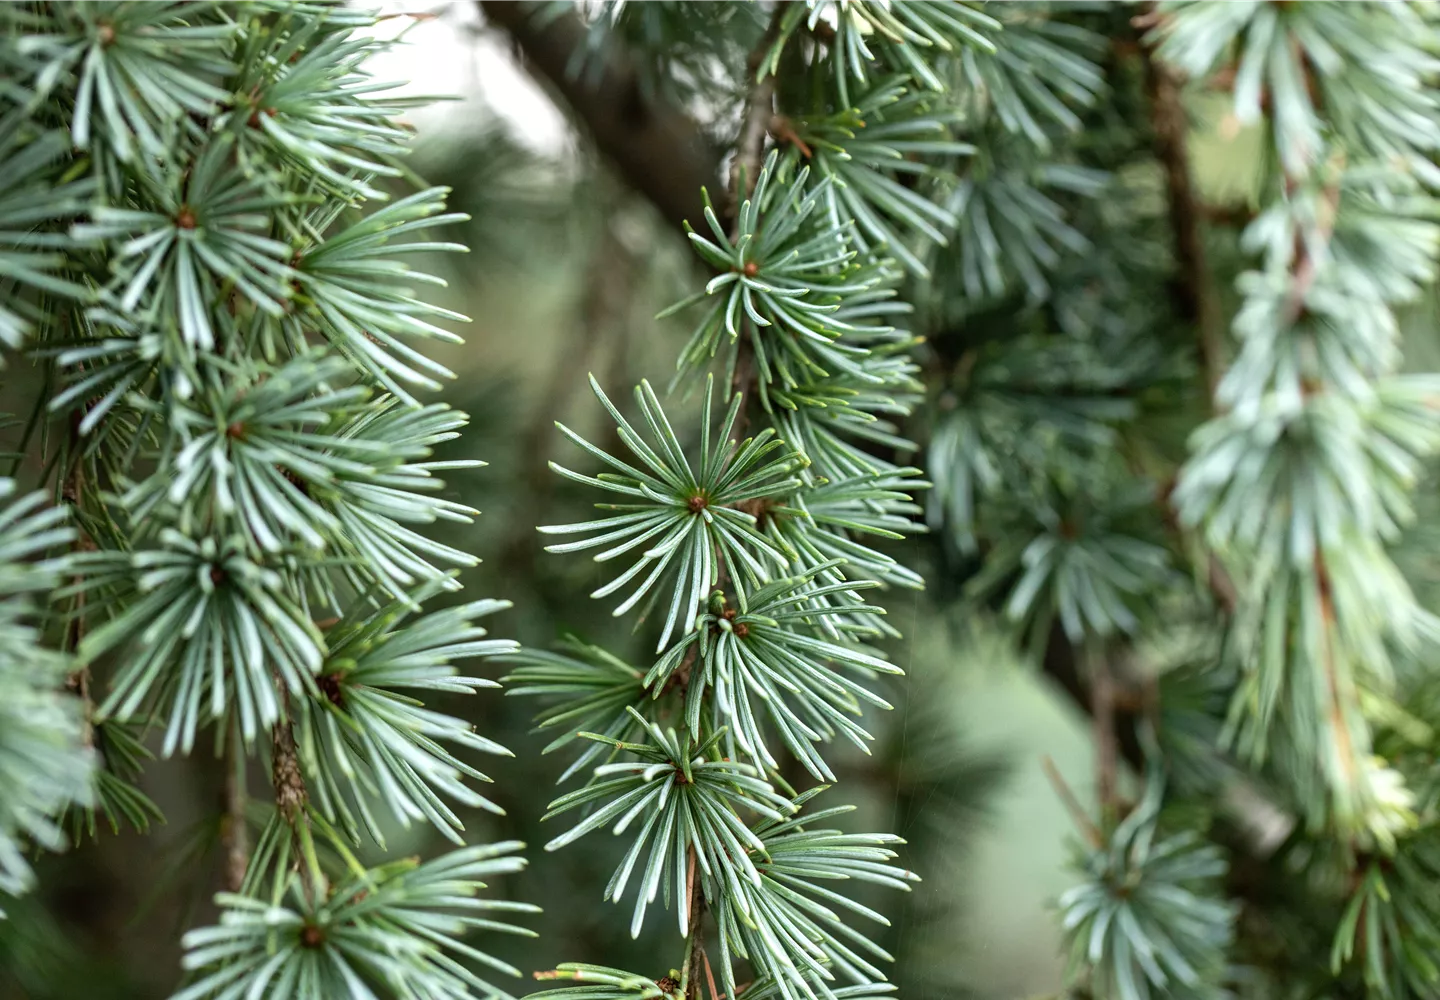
[0,5,1293,998]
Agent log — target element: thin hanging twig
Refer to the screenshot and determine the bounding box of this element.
[1089,643,1121,828]
[1042,755,1104,850]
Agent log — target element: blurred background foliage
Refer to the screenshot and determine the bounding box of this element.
[0,2,1402,998]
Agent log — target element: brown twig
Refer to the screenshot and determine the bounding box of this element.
[701,947,723,1000]
[1088,643,1120,828]
[1136,16,1241,615]
[720,5,784,437]
[727,10,783,223]
[1042,623,1146,772]
[1281,170,1340,324]
[673,13,787,993]
[1042,755,1104,850]
[683,848,706,998]
[1138,14,1224,400]
[271,709,307,824]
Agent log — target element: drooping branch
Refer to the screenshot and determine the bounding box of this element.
[479,0,723,232]
[674,17,787,990]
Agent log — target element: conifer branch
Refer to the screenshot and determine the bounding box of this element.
[675,18,788,985]
[2,6,535,993]
[1088,643,1121,826]
[519,5,934,995]
[722,5,784,427]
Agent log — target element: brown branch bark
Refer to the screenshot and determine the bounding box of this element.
[1043,623,1146,772]
[271,683,314,898]
[479,0,722,232]
[1089,643,1121,826]
[1138,15,1240,614]
[721,5,784,434]
[271,711,307,824]
[683,849,706,999]
[727,10,783,221]
[1139,26,1224,399]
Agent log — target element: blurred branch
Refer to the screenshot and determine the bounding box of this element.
[1043,755,1103,849]
[1138,20,1224,399]
[1088,642,1121,826]
[1137,10,1241,616]
[1200,202,1257,227]
[221,722,248,893]
[1042,624,1299,914]
[479,0,722,231]
[1043,623,1147,772]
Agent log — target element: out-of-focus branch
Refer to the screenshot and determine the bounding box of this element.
[1043,623,1147,772]
[1089,643,1121,826]
[222,723,249,893]
[1137,10,1241,616]
[479,0,722,231]
[1139,25,1225,399]
[1042,623,1294,893]
[500,212,632,576]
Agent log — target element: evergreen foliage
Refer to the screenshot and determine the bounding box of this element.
[9,2,1440,999]
[500,2,959,998]
[0,3,537,997]
[494,1,1440,998]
